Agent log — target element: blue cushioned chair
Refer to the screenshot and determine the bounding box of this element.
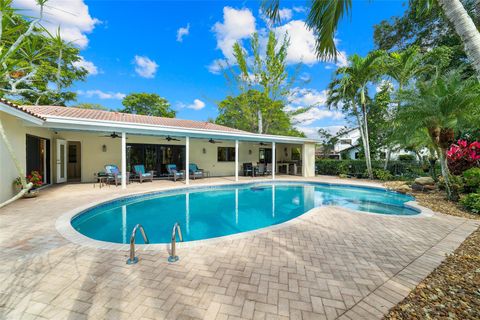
[189,163,204,180]
[133,164,154,183]
[105,164,130,186]
[166,164,184,182]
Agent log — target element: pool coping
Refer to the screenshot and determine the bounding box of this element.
[55,179,437,252]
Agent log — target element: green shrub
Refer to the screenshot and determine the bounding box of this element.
[463,167,480,193]
[460,193,480,214]
[373,168,394,181]
[437,174,464,194]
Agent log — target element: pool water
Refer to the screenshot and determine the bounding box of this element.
[72,182,418,244]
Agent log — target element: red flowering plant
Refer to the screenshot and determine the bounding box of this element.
[13,171,44,189]
[447,140,480,175]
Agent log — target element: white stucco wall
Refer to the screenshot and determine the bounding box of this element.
[0,111,317,202]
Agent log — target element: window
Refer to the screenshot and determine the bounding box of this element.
[217,147,235,162]
[340,139,352,145]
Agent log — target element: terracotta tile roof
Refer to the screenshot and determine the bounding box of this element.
[0,98,46,120]
[20,105,246,133]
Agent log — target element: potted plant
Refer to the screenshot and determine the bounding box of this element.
[13,171,44,198]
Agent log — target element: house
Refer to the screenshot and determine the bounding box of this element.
[321,127,418,160]
[0,99,317,203]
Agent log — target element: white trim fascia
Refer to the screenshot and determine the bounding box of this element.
[42,116,319,144]
[0,103,44,125]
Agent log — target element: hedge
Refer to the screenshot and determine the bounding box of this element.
[315,159,431,179]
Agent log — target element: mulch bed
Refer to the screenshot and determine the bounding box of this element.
[384,189,480,320]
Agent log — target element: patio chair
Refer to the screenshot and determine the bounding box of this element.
[189,163,204,180]
[265,163,273,175]
[133,164,154,183]
[257,163,266,176]
[104,164,130,186]
[243,163,254,177]
[166,164,184,182]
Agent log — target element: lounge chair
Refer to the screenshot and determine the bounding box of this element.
[166,164,184,182]
[257,163,266,176]
[105,164,130,186]
[133,164,154,183]
[189,163,204,180]
[243,163,254,177]
[265,163,273,175]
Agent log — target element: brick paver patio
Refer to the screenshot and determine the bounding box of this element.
[0,176,478,320]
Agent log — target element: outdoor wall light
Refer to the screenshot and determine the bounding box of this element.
[102,144,107,152]
[202,148,206,154]
[249,149,252,155]
[284,147,288,157]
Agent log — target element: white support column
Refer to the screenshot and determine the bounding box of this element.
[235,139,239,181]
[272,142,276,180]
[121,132,127,189]
[186,136,190,185]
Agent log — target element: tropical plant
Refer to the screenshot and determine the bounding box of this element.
[121,93,175,118]
[14,171,43,189]
[327,51,385,179]
[263,0,480,78]
[0,0,87,105]
[396,69,480,200]
[447,140,480,174]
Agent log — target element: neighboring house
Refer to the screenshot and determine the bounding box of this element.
[0,99,317,203]
[319,127,418,160]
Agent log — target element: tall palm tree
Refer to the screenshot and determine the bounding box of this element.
[397,69,480,200]
[263,0,480,77]
[327,51,384,179]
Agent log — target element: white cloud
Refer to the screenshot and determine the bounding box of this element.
[73,56,98,75]
[296,125,346,139]
[278,8,293,21]
[336,51,349,67]
[212,7,256,62]
[77,90,125,100]
[13,0,99,48]
[186,99,206,110]
[207,58,228,74]
[274,20,318,65]
[133,55,158,78]
[292,108,344,126]
[176,23,190,42]
[288,87,344,126]
[292,6,306,13]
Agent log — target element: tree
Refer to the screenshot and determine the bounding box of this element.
[263,0,480,78]
[121,93,175,118]
[317,127,349,158]
[221,31,306,134]
[396,69,480,200]
[216,89,305,137]
[75,103,109,111]
[0,0,88,105]
[327,51,384,179]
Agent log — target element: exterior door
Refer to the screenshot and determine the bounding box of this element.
[56,139,67,183]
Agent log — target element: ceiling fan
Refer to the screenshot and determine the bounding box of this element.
[100,132,126,139]
[165,136,180,141]
[208,138,222,144]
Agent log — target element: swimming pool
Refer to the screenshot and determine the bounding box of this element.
[72,182,418,244]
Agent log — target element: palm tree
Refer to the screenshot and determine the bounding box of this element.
[327,51,384,179]
[263,0,480,77]
[396,69,480,200]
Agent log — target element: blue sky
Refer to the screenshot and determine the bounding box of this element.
[17,0,408,138]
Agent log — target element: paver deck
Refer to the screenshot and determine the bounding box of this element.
[0,176,478,320]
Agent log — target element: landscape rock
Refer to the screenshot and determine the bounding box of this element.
[415,176,435,186]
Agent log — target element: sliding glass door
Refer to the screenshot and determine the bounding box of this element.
[127,143,185,177]
[26,134,51,185]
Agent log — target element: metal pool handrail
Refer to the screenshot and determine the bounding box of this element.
[126,224,149,264]
[168,222,183,262]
